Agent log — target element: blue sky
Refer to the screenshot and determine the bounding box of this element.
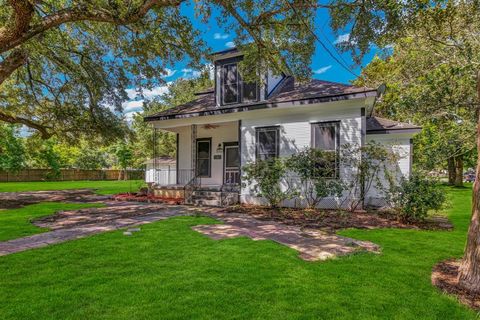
[122,3,377,120]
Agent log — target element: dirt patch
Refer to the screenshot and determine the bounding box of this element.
[111,193,183,205]
[432,259,480,311]
[33,202,168,230]
[0,189,107,209]
[0,199,42,209]
[223,206,453,232]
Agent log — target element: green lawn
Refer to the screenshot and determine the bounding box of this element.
[0,180,144,195]
[0,202,102,242]
[0,186,477,319]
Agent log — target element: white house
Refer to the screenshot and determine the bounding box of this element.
[144,48,421,207]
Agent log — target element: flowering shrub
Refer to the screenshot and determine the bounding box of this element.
[287,148,345,209]
[242,158,295,208]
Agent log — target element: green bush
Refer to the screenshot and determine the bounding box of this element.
[242,158,295,208]
[387,173,445,222]
[287,148,345,209]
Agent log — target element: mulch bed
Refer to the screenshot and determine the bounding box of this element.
[432,259,480,311]
[111,193,183,205]
[223,205,453,232]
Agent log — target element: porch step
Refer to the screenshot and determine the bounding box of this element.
[187,191,239,207]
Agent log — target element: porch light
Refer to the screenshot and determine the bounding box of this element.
[216,143,223,152]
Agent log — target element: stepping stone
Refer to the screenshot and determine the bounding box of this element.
[123,231,132,236]
[127,228,141,232]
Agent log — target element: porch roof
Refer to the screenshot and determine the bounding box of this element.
[366,116,422,134]
[144,77,376,122]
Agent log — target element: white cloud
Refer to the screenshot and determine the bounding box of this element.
[214,33,229,40]
[125,84,170,101]
[225,41,235,48]
[164,68,176,78]
[181,68,201,79]
[334,33,350,44]
[313,65,332,75]
[122,100,144,113]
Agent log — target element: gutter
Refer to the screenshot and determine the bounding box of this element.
[144,89,377,122]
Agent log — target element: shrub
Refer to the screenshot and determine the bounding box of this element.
[387,172,445,222]
[287,148,345,209]
[341,142,400,211]
[242,158,295,208]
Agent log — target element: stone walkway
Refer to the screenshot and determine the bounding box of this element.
[0,190,380,261]
[0,202,186,256]
[193,209,380,261]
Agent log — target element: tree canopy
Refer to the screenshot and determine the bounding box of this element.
[0,0,322,140]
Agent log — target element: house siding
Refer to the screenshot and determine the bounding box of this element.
[365,134,412,207]
[240,106,363,208]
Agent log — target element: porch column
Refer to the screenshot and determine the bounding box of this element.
[191,124,197,176]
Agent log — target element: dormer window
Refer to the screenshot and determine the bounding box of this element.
[220,62,258,105]
[222,63,239,104]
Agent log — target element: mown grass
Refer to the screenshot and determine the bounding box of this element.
[0,185,478,319]
[0,180,144,195]
[0,202,102,241]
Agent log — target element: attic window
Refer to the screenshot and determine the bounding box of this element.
[222,63,239,104]
[221,62,258,105]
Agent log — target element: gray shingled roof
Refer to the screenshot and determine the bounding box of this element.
[144,77,376,121]
[366,116,421,133]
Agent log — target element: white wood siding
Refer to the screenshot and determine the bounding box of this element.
[240,105,363,207]
[365,134,412,206]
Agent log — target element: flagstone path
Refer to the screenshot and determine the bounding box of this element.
[0,190,380,261]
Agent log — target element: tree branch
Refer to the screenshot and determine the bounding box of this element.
[0,0,184,53]
[0,49,27,85]
[0,110,52,139]
[0,0,35,50]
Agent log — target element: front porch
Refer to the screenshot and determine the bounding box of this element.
[151,121,241,206]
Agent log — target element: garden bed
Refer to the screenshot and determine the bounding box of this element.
[224,205,453,231]
[432,259,480,311]
[111,192,183,205]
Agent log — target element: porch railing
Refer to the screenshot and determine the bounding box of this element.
[153,168,194,186]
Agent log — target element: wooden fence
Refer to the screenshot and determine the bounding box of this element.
[0,169,145,182]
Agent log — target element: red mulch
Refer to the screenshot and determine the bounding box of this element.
[432,259,480,311]
[223,205,453,232]
[111,193,183,205]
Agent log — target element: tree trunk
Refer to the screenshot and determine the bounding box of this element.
[448,157,456,185]
[458,70,480,292]
[455,155,464,187]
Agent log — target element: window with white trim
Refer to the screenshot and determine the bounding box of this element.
[256,127,279,160]
[311,121,340,178]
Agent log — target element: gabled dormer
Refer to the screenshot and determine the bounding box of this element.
[212,48,285,106]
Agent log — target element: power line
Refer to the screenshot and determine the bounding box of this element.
[285,1,360,78]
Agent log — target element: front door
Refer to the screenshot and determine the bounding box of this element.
[224,143,240,184]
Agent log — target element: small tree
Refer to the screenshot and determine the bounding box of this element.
[242,158,295,208]
[341,142,400,211]
[114,142,133,180]
[39,139,61,180]
[0,124,25,173]
[287,148,345,209]
[74,148,108,170]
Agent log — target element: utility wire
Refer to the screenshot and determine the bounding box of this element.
[285,0,360,78]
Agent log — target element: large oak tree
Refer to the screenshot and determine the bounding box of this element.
[330,0,480,292]
[0,0,320,140]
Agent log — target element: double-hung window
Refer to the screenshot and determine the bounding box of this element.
[222,63,240,104]
[221,62,258,105]
[256,126,279,160]
[311,121,340,178]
